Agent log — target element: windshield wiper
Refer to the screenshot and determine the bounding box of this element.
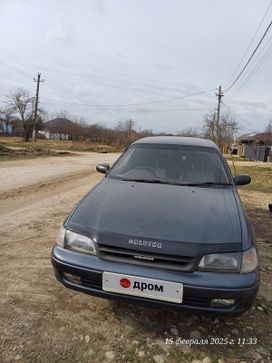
[120,178,177,185]
[119,178,232,187]
[177,182,232,186]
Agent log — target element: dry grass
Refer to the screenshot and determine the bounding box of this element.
[0,136,122,153]
[229,163,272,193]
[224,155,250,162]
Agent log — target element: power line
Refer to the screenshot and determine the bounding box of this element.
[133,108,215,113]
[225,1,272,88]
[237,115,261,133]
[225,18,272,93]
[221,102,260,133]
[0,59,33,80]
[41,88,215,108]
[0,54,215,108]
[40,100,214,113]
[228,34,272,97]
[0,54,86,102]
[0,53,215,118]
[226,29,272,97]
[0,56,68,97]
[0,54,33,76]
[45,78,101,105]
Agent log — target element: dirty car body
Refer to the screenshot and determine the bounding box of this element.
[52,136,259,316]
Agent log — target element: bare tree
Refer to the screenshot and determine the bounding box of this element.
[51,110,71,120]
[114,119,137,145]
[8,88,34,141]
[0,105,14,135]
[115,119,136,134]
[265,120,272,133]
[177,127,200,137]
[203,111,240,149]
[202,112,217,141]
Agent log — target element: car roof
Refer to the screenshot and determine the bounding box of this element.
[133,136,218,149]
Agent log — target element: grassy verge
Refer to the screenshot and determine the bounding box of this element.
[0,136,122,153]
[224,155,250,162]
[229,164,272,193]
[0,150,74,162]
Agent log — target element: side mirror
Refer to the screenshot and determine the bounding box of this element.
[234,174,251,186]
[96,164,110,174]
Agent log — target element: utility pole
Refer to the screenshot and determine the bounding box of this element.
[215,85,224,147]
[32,73,44,141]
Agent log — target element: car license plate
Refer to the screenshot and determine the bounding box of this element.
[102,272,183,303]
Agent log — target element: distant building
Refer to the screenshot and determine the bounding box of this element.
[39,118,76,140]
[237,132,272,162]
[0,117,13,135]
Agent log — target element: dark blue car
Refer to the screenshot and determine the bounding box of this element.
[52,136,259,316]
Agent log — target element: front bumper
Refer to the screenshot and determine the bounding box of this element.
[51,245,259,316]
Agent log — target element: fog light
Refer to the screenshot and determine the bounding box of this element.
[63,272,81,284]
[210,298,235,306]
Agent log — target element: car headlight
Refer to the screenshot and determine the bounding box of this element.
[56,225,66,248]
[198,252,241,272]
[198,247,258,273]
[65,229,96,255]
[241,247,258,273]
[56,226,96,255]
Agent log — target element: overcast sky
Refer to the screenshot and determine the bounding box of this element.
[0,0,272,133]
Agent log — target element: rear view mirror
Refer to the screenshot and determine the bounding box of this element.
[96,164,110,174]
[234,174,251,186]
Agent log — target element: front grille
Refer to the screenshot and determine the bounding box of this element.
[97,243,196,271]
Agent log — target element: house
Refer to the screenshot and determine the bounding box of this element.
[237,132,272,162]
[40,118,77,140]
[0,117,13,135]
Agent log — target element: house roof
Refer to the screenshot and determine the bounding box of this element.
[237,133,256,141]
[253,132,272,143]
[43,118,76,133]
[237,132,272,143]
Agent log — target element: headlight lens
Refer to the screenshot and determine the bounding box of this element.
[241,247,258,273]
[56,225,66,247]
[65,229,96,255]
[198,247,258,273]
[198,252,241,272]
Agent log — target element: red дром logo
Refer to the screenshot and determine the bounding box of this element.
[120,278,131,288]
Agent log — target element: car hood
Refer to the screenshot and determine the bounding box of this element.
[67,178,242,256]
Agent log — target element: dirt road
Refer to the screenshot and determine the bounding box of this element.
[0,154,271,363]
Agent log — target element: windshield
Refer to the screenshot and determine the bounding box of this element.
[108,144,231,185]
